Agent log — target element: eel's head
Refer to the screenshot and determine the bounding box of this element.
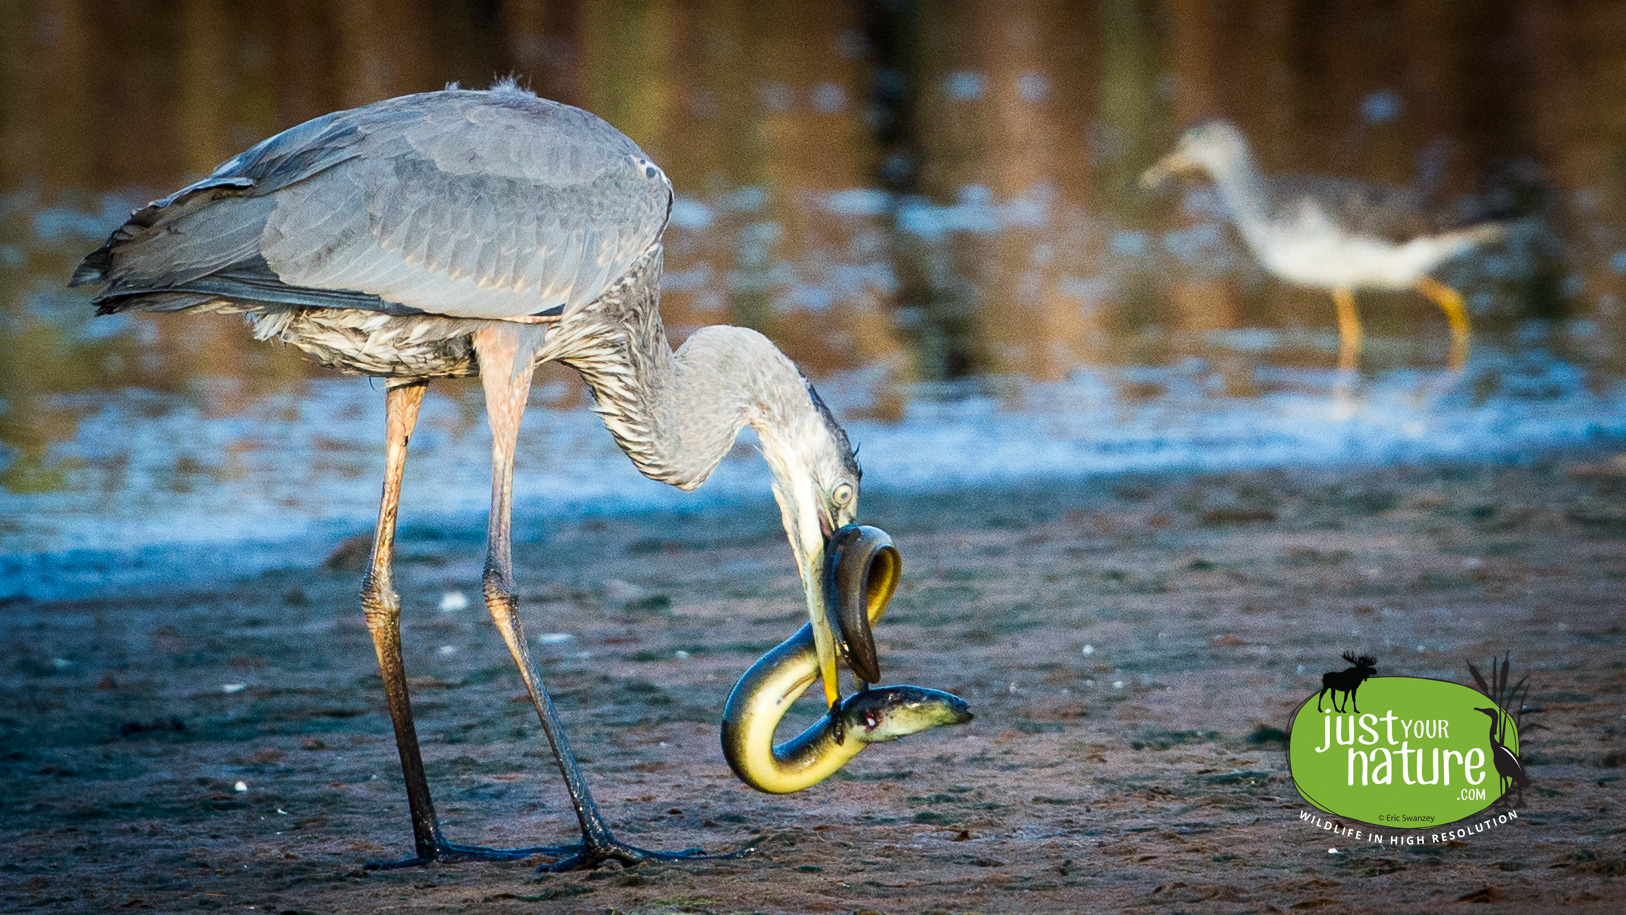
[840,685,973,744]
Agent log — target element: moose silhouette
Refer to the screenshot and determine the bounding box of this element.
[1316,651,1377,714]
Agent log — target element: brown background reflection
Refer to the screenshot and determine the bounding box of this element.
[2,0,1623,496]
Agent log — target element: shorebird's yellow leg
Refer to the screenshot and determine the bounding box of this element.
[1332,287,1362,373]
[1415,276,1472,372]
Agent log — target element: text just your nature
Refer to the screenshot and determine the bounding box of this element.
[1314,709,1487,789]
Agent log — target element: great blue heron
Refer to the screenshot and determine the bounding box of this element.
[71,82,887,871]
[1474,706,1530,803]
[1143,120,1505,372]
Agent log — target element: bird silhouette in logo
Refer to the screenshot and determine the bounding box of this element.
[1317,651,1376,714]
[1467,654,1541,808]
[1474,707,1531,804]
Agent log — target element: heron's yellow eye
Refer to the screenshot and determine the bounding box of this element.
[831,482,854,507]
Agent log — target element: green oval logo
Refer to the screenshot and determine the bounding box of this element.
[1289,676,1521,829]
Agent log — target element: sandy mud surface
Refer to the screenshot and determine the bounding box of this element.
[4,452,1625,913]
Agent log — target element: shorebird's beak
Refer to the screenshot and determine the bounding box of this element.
[1140,151,1196,189]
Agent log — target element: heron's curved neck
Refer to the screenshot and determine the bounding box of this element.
[554,246,819,491]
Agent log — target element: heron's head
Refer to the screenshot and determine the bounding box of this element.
[755,374,867,711]
[1141,119,1249,188]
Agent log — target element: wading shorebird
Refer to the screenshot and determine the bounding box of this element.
[1143,119,1506,372]
[72,81,968,871]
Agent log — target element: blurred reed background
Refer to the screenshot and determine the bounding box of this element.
[3,1,1624,594]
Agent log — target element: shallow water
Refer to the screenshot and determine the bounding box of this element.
[3,2,1625,598]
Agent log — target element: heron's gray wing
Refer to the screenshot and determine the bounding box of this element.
[75,87,672,320]
[71,176,268,294]
[71,108,372,299]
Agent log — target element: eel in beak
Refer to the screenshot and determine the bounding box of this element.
[721,524,971,793]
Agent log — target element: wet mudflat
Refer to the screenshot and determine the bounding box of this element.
[3,451,1624,914]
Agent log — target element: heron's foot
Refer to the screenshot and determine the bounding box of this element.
[366,840,570,870]
[536,834,753,873]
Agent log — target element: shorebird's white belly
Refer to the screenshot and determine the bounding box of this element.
[1254,227,1433,292]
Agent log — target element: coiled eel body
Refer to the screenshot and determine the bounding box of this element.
[720,525,973,794]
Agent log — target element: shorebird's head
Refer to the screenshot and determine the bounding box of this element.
[1141,119,1250,187]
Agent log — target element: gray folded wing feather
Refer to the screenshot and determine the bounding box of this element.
[1265,174,1446,242]
[74,86,672,320]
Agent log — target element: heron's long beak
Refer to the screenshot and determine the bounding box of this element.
[1140,150,1196,189]
[780,487,845,708]
[790,510,844,711]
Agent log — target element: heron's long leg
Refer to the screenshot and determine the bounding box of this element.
[1415,275,1472,372]
[359,381,438,858]
[472,324,604,834]
[1332,287,1362,373]
[361,380,560,870]
[471,325,738,871]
